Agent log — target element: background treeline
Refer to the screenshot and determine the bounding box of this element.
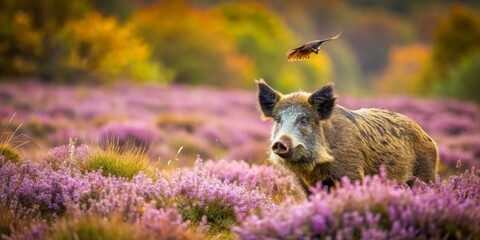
[1,0,480,101]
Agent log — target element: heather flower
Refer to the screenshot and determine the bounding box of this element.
[164,159,274,233]
[202,159,305,202]
[2,82,480,239]
[0,159,70,221]
[40,144,90,169]
[76,173,149,220]
[0,157,272,236]
[0,158,151,223]
[138,207,200,238]
[235,170,480,239]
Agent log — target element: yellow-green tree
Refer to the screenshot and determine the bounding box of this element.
[423,6,480,102]
[431,6,480,78]
[0,0,92,79]
[56,12,169,83]
[0,11,43,76]
[131,1,255,88]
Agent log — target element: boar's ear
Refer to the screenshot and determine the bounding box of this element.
[256,79,281,118]
[308,83,337,119]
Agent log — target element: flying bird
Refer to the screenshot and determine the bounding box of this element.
[286,32,341,61]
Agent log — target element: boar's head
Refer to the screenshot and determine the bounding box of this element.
[256,79,336,172]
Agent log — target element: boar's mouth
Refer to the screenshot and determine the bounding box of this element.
[281,155,319,176]
[278,145,309,162]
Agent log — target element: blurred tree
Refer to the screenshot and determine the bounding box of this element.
[412,6,448,44]
[3,0,478,92]
[0,0,93,79]
[0,0,92,30]
[422,6,480,101]
[93,0,137,21]
[0,0,170,83]
[55,12,170,83]
[0,11,43,76]
[213,3,294,84]
[430,6,480,78]
[375,44,430,94]
[434,51,480,103]
[131,1,255,88]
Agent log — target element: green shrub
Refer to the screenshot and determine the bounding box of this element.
[0,144,20,163]
[434,51,480,103]
[422,6,480,97]
[180,199,236,235]
[431,6,480,78]
[50,215,139,240]
[82,144,155,180]
[45,212,200,240]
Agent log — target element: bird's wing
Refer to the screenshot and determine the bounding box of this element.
[309,32,342,49]
[286,48,311,61]
[326,32,342,41]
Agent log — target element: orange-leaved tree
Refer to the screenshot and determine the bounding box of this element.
[375,43,430,95]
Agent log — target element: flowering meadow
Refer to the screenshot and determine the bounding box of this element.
[1,82,480,239]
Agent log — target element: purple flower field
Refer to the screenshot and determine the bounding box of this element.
[1,82,480,239]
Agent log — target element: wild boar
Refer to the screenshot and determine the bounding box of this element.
[256,79,439,192]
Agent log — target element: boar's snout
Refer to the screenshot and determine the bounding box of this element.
[272,136,292,158]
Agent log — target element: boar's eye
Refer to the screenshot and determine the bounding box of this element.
[275,116,281,123]
[300,116,308,125]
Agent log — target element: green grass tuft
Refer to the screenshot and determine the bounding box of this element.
[50,215,139,240]
[179,199,237,236]
[0,143,21,163]
[82,143,155,180]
